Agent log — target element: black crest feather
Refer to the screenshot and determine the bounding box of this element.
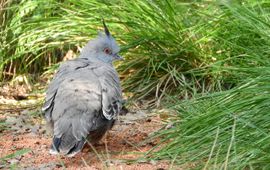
[102,19,111,37]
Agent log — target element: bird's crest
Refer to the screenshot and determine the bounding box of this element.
[103,19,111,38]
[80,19,121,62]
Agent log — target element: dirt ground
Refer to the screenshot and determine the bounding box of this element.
[0,91,176,170]
[1,117,172,169]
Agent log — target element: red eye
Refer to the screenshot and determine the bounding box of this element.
[104,48,112,55]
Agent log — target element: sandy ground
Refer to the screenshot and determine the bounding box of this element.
[0,108,175,170]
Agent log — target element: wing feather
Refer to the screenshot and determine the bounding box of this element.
[92,65,123,120]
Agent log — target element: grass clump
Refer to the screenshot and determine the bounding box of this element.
[150,1,270,169]
[152,70,270,169]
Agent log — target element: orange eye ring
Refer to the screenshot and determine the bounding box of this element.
[104,48,112,55]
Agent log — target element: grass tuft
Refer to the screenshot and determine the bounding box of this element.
[151,70,270,169]
[148,1,270,169]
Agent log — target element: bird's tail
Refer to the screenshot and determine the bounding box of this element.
[50,127,86,157]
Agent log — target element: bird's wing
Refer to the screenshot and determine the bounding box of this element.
[93,64,123,120]
[42,58,90,123]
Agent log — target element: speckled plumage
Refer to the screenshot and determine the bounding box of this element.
[42,21,123,157]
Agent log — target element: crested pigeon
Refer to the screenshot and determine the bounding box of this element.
[42,20,123,157]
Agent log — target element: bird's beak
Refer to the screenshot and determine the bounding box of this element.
[115,54,124,61]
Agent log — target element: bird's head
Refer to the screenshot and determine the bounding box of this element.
[80,20,123,63]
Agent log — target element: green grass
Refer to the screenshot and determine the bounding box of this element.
[0,149,31,161]
[2,0,268,99]
[0,148,31,169]
[0,0,242,98]
[148,1,270,169]
[151,69,270,169]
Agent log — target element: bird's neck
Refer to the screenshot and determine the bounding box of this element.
[79,52,113,66]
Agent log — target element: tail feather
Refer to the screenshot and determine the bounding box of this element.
[51,137,61,152]
[66,140,86,157]
[50,127,86,157]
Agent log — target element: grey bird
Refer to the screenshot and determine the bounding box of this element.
[42,21,123,157]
